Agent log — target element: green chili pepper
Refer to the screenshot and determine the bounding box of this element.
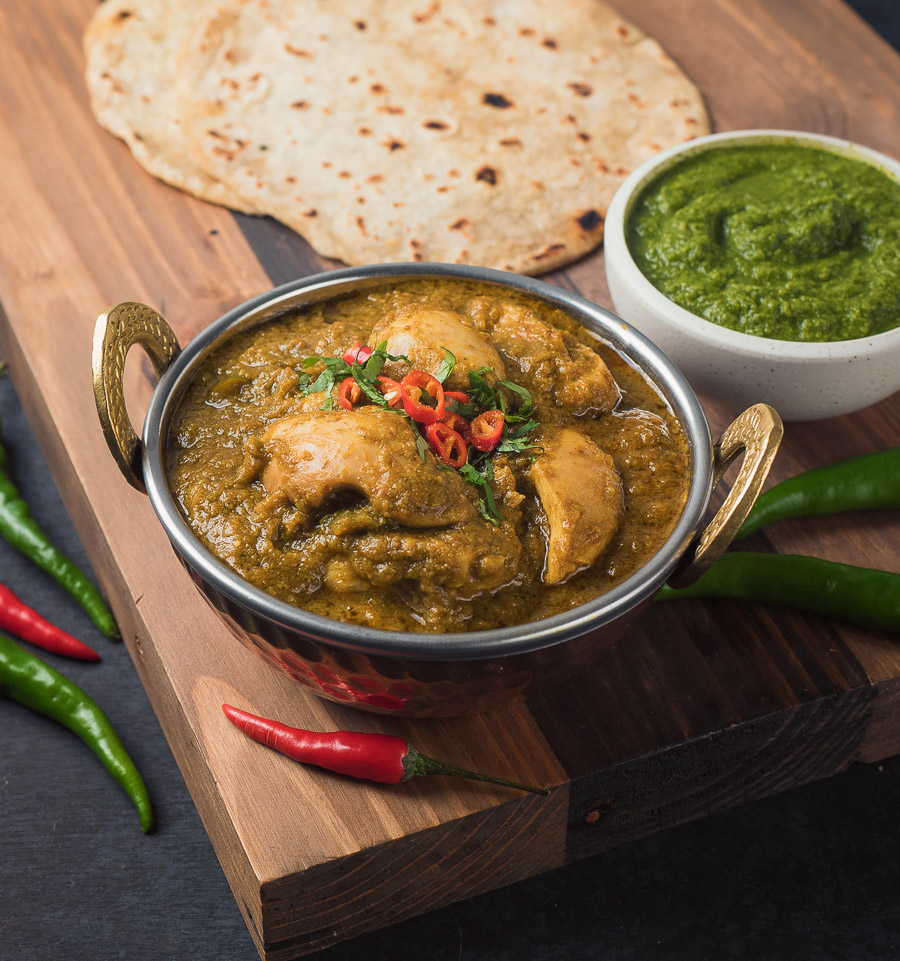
[0,432,118,639]
[738,449,900,540]
[656,552,900,633]
[0,632,152,832]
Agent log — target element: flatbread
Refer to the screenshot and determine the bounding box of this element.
[83,0,255,211]
[86,0,709,274]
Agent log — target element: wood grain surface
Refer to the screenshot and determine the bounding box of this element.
[0,0,898,958]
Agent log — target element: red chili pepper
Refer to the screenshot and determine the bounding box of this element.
[341,342,373,366]
[443,390,470,407]
[338,376,363,411]
[375,375,404,409]
[425,422,468,468]
[440,410,473,443]
[400,370,445,424]
[470,409,505,452]
[222,704,548,794]
[0,583,99,661]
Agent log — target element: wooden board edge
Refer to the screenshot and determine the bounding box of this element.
[256,787,569,960]
[563,686,874,861]
[0,303,270,950]
[859,674,900,763]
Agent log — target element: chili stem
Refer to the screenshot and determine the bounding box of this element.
[404,746,549,795]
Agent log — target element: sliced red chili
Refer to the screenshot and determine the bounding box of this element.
[338,376,363,410]
[424,422,468,469]
[341,342,373,366]
[470,409,505,452]
[375,375,404,409]
[440,410,473,443]
[443,390,470,408]
[400,370,445,424]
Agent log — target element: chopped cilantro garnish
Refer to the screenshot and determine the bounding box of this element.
[296,342,540,522]
[435,348,456,384]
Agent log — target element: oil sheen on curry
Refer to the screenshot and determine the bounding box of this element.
[167,280,690,633]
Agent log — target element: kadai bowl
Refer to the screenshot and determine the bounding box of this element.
[93,264,781,717]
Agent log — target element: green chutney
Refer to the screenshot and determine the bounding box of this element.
[626,142,900,341]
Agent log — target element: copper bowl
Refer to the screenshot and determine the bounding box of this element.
[92,264,782,717]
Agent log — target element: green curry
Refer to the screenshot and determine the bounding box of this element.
[626,142,900,342]
[167,280,690,634]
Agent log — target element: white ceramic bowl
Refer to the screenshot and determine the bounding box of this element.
[604,129,900,421]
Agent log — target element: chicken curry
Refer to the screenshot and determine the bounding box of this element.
[167,279,690,633]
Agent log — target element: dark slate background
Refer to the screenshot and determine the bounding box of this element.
[1,4,898,958]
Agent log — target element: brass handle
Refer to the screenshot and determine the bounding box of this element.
[92,302,181,492]
[667,403,783,589]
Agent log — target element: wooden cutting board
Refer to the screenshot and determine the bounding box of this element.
[1,1,898,958]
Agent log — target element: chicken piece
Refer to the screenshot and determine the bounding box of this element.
[370,303,504,389]
[349,518,522,596]
[471,300,619,414]
[529,426,624,584]
[261,408,475,527]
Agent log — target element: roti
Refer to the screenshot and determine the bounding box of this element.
[83,0,256,211]
[85,0,709,273]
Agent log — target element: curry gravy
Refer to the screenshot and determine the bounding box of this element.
[167,280,690,633]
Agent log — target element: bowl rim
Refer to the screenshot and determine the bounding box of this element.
[142,263,713,661]
[604,128,900,360]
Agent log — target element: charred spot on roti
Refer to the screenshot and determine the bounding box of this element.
[532,243,567,261]
[358,126,373,136]
[117,10,132,19]
[577,209,602,231]
[519,27,535,36]
[424,120,449,130]
[304,208,317,217]
[285,44,312,57]
[500,138,522,147]
[370,83,386,93]
[483,16,496,25]
[338,170,352,178]
[290,100,309,110]
[577,132,591,142]
[569,82,593,97]
[354,19,366,29]
[356,216,367,234]
[450,217,469,230]
[413,2,440,23]
[483,93,513,108]
[543,38,558,49]
[386,139,405,151]
[476,166,498,185]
